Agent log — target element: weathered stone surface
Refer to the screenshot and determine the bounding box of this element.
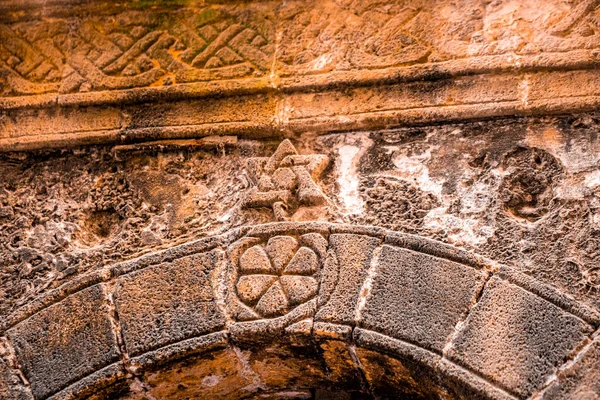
[283,247,319,275]
[447,277,593,398]
[236,274,278,304]
[114,252,225,356]
[356,348,444,400]
[360,245,485,353]
[315,234,380,324]
[542,335,600,400]
[244,140,329,220]
[3,0,600,396]
[264,236,299,272]
[255,280,289,317]
[230,233,326,321]
[0,346,33,400]
[280,276,318,306]
[7,284,120,399]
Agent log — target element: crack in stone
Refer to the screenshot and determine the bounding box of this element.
[102,282,139,375]
[354,245,382,325]
[442,270,492,358]
[0,336,32,392]
[347,342,375,398]
[212,248,235,328]
[529,326,600,400]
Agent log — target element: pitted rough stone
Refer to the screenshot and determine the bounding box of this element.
[280,276,319,306]
[265,236,299,272]
[283,247,319,275]
[236,274,278,304]
[255,280,290,317]
[114,252,225,356]
[447,277,593,398]
[239,245,274,274]
[3,0,600,396]
[231,233,326,321]
[360,245,484,353]
[0,353,33,400]
[315,234,380,324]
[7,285,120,400]
[244,140,329,220]
[543,335,600,400]
[300,233,328,260]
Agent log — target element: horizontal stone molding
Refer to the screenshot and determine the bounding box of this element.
[4,0,600,151]
[1,223,599,399]
[4,66,600,152]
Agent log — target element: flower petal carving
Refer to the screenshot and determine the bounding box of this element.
[265,236,298,272]
[236,275,278,304]
[255,281,289,317]
[239,245,274,274]
[283,247,318,275]
[280,276,318,306]
[234,234,327,320]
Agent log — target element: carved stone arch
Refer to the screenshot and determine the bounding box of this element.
[2,1,600,399]
[1,223,597,400]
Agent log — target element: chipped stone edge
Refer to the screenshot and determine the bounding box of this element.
[529,327,600,400]
[46,363,127,400]
[130,331,229,370]
[496,265,600,327]
[0,336,33,399]
[353,328,518,400]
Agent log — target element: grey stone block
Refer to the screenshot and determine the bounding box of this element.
[542,335,600,400]
[7,284,120,400]
[447,276,593,398]
[315,234,380,324]
[360,245,484,353]
[114,251,225,356]
[0,355,33,400]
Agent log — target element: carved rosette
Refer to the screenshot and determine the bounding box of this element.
[228,233,328,321]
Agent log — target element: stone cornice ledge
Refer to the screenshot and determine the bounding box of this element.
[2,52,600,152]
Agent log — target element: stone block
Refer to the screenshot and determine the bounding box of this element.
[7,284,120,399]
[114,251,225,356]
[360,245,484,352]
[543,335,600,400]
[447,277,593,398]
[315,234,380,324]
[0,355,33,400]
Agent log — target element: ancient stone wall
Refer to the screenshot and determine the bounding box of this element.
[1,1,600,399]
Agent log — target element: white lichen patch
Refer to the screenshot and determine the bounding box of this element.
[337,141,367,215]
[525,125,600,173]
[584,169,600,189]
[424,207,494,247]
[391,149,444,196]
[312,53,333,71]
